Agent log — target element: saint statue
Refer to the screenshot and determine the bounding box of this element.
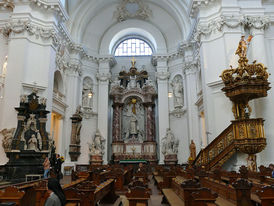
[130,113,138,135]
[247,154,257,172]
[235,35,253,58]
[28,134,38,151]
[89,129,105,155]
[161,128,179,155]
[128,75,137,89]
[82,78,93,108]
[2,56,8,78]
[1,128,15,152]
[171,76,184,108]
[189,140,196,160]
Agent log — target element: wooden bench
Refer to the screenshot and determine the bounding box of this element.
[162,188,185,206]
[0,186,25,206]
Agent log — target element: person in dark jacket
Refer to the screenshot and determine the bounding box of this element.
[44,178,66,206]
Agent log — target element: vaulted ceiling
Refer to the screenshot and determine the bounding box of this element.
[66,0,193,55]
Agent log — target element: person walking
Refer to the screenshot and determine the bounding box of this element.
[44,178,66,206]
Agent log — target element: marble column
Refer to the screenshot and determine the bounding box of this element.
[64,64,81,163]
[112,103,123,142]
[97,60,111,164]
[144,103,155,142]
[156,58,170,164]
[250,27,272,166]
[184,62,201,153]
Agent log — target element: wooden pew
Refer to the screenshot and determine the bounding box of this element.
[190,188,218,206]
[0,186,25,206]
[257,185,274,206]
[126,180,150,206]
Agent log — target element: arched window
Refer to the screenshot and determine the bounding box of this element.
[114,38,153,56]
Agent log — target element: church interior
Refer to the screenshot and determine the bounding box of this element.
[0,0,274,205]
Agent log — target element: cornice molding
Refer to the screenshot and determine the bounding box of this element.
[29,0,69,22]
[190,0,217,17]
[194,15,271,41]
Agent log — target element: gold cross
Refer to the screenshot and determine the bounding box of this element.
[131,57,136,67]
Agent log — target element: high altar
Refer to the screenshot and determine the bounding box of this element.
[110,59,157,164]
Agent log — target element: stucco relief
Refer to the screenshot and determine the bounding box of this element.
[114,0,152,22]
[194,15,270,41]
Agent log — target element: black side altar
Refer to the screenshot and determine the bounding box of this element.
[4,92,50,181]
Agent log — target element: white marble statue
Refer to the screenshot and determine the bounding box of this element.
[1,128,15,152]
[26,114,37,131]
[128,75,137,89]
[111,77,121,89]
[28,134,38,151]
[82,77,93,108]
[36,131,42,150]
[130,113,138,135]
[171,76,184,108]
[1,56,8,78]
[161,128,179,155]
[89,129,105,156]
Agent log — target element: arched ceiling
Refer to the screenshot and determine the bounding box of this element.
[67,0,192,55]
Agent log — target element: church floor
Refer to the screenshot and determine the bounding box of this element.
[61,175,168,206]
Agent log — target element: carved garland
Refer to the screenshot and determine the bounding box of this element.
[194,15,270,41]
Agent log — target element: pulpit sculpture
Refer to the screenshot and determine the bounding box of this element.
[162,128,179,165]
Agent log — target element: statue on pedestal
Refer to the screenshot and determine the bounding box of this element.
[162,128,179,165]
[89,129,105,165]
[89,129,105,156]
[161,128,179,155]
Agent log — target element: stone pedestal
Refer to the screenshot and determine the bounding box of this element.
[69,108,82,162]
[90,154,103,165]
[4,150,48,181]
[164,154,178,165]
[69,144,81,162]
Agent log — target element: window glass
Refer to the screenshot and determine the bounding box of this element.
[115,38,153,56]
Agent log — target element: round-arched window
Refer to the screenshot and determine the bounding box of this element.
[114,38,153,56]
